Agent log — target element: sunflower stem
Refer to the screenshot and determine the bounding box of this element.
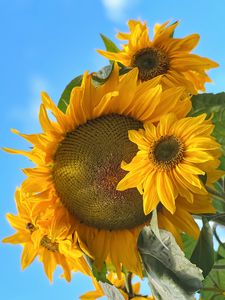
[125,272,134,298]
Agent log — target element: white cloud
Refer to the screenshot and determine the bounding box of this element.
[9,76,51,132]
[101,0,136,22]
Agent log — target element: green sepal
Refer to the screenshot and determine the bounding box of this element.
[92,263,110,284]
[100,34,120,54]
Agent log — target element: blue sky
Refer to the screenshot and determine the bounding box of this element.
[1,0,225,299]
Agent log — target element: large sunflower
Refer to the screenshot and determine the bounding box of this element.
[4,65,192,276]
[3,188,90,282]
[117,113,222,216]
[97,20,218,93]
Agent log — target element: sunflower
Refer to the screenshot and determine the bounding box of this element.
[3,65,192,276]
[97,20,218,93]
[80,272,154,300]
[117,113,222,216]
[158,194,215,246]
[3,188,91,282]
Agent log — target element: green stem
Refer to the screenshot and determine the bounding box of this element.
[213,264,225,270]
[126,272,134,298]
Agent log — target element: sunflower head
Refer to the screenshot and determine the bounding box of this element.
[3,65,195,277]
[52,114,151,230]
[117,113,222,215]
[2,188,90,282]
[97,19,218,92]
[150,135,184,170]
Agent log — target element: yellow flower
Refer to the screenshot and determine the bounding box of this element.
[158,194,215,246]
[97,20,218,93]
[3,188,90,282]
[3,65,191,276]
[80,272,154,300]
[117,113,221,216]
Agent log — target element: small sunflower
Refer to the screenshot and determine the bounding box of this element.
[97,20,218,93]
[3,188,91,282]
[158,194,215,246]
[80,272,154,300]
[117,113,222,215]
[4,65,192,276]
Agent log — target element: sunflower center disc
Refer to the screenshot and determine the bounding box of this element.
[151,136,184,169]
[53,114,151,230]
[131,47,169,81]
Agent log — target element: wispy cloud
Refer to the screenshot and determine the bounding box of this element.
[101,0,138,22]
[9,76,51,132]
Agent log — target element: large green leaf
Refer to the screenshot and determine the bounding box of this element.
[138,227,203,300]
[58,75,83,113]
[190,218,214,278]
[191,93,225,169]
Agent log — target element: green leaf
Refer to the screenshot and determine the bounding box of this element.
[92,64,114,85]
[190,218,214,278]
[138,227,203,300]
[201,259,225,299]
[212,198,225,214]
[191,92,225,116]
[181,233,197,259]
[58,75,83,113]
[99,282,124,300]
[92,263,109,283]
[218,244,225,259]
[190,93,225,168]
[100,34,120,53]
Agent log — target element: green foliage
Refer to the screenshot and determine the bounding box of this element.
[218,243,225,259]
[181,233,197,259]
[138,227,204,300]
[200,226,225,299]
[58,75,83,112]
[201,260,225,299]
[190,218,214,278]
[208,177,225,226]
[191,93,225,170]
[92,263,109,283]
[100,34,120,54]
